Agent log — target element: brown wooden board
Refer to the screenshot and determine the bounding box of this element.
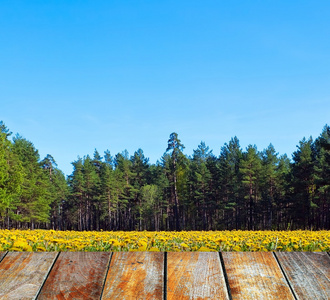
[276,252,330,299]
[102,252,164,299]
[38,252,111,300]
[0,251,7,262]
[0,252,58,300]
[222,252,294,299]
[167,252,229,300]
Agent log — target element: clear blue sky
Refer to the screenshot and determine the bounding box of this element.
[1,1,329,176]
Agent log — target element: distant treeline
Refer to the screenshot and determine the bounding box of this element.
[0,121,329,231]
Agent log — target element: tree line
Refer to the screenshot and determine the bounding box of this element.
[0,121,329,231]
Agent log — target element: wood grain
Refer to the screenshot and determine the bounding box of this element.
[167,252,229,300]
[102,252,164,300]
[38,252,111,300]
[0,251,7,262]
[276,252,330,300]
[0,252,58,300]
[222,252,294,299]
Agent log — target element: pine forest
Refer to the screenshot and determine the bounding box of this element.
[0,121,329,231]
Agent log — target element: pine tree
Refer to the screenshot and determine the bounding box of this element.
[314,125,330,228]
[291,137,315,228]
[91,150,103,230]
[260,144,279,229]
[140,184,162,230]
[12,135,50,228]
[99,155,115,229]
[218,137,243,229]
[130,149,150,230]
[114,150,136,229]
[189,142,213,230]
[68,158,85,230]
[0,122,23,228]
[150,162,170,230]
[274,154,291,229]
[41,154,68,230]
[165,133,185,230]
[240,145,262,230]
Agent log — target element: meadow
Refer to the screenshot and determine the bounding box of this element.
[0,230,329,252]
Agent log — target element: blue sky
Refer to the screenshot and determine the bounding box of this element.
[1,1,329,175]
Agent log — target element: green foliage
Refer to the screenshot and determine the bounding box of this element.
[12,135,51,226]
[218,137,243,228]
[1,119,330,230]
[0,123,23,228]
[291,137,315,228]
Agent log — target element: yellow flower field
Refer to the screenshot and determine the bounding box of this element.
[0,230,329,252]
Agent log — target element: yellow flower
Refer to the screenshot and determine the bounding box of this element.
[149,247,160,252]
[198,246,216,252]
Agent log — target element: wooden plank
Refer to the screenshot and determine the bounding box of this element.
[102,252,164,299]
[0,251,7,262]
[222,252,294,299]
[0,252,58,300]
[276,252,330,299]
[38,252,111,300]
[167,252,229,300]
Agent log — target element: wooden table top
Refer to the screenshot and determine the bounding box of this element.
[0,251,329,299]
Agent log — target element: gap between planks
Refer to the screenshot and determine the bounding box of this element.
[0,251,8,263]
[273,252,298,300]
[164,252,167,300]
[276,252,330,300]
[219,252,233,300]
[34,251,60,299]
[99,252,114,299]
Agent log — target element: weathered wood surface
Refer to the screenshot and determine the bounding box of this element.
[222,252,294,299]
[167,252,229,300]
[38,252,111,300]
[102,252,164,300]
[0,251,328,299]
[0,252,58,300]
[0,251,7,262]
[276,252,330,300]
